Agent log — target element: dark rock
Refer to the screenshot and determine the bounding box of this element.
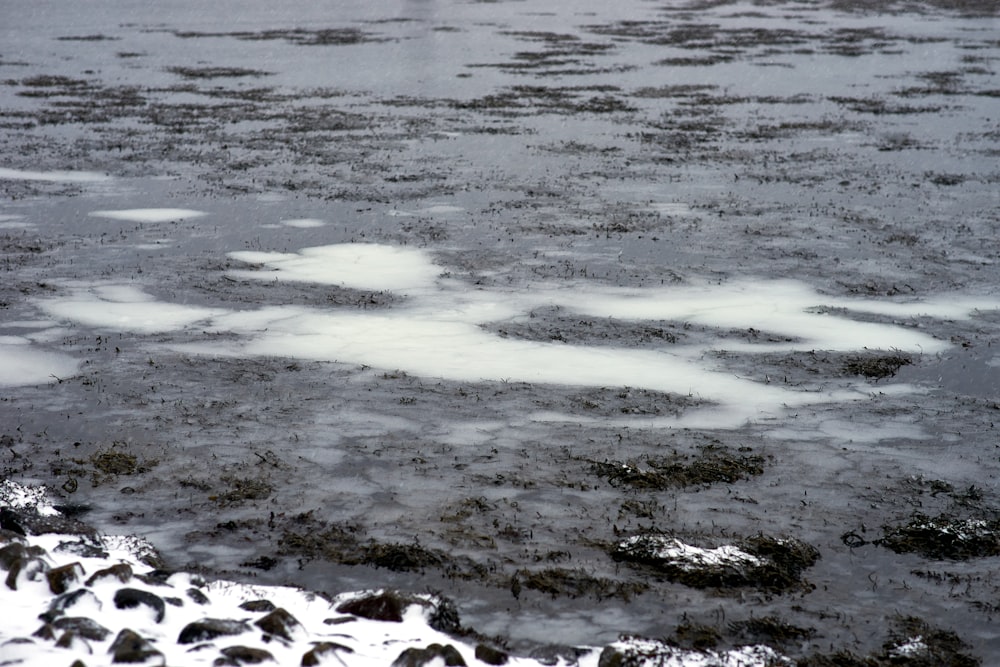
[392,643,467,667]
[164,596,184,607]
[0,507,26,535]
[56,630,93,652]
[113,588,166,623]
[528,645,589,666]
[32,623,57,640]
[217,646,275,665]
[134,569,173,585]
[6,556,49,590]
[301,641,354,666]
[239,599,276,613]
[335,591,406,622]
[42,588,102,622]
[0,528,27,546]
[178,618,250,644]
[187,587,211,605]
[475,644,509,665]
[108,628,163,664]
[322,616,355,625]
[0,542,47,570]
[47,561,85,594]
[69,660,88,667]
[85,563,132,586]
[53,617,112,641]
[597,646,624,667]
[254,607,302,641]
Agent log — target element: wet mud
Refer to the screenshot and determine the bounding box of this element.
[1,0,1000,663]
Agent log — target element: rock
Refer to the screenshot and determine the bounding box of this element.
[32,623,57,640]
[254,608,302,641]
[164,596,184,607]
[113,588,166,623]
[335,591,406,622]
[217,645,275,665]
[177,618,250,644]
[54,537,108,559]
[392,643,467,667]
[5,556,48,590]
[301,641,353,666]
[56,630,93,653]
[186,587,210,605]
[47,561,85,594]
[108,628,163,664]
[85,563,133,586]
[42,588,102,622]
[53,617,112,641]
[0,542,47,570]
[475,644,509,665]
[239,599,276,612]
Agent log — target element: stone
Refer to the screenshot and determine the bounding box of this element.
[335,591,406,622]
[187,587,211,605]
[113,588,166,623]
[0,543,47,570]
[5,556,48,590]
[475,644,509,665]
[216,645,275,665]
[108,628,163,664]
[53,617,112,641]
[85,563,133,586]
[46,561,85,594]
[254,608,301,641]
[392,643,467,667]
[301,641,353,666]
[177,618,250,644]
[56,630,93,653]
[42,588,102,622]
[239,599,276,613]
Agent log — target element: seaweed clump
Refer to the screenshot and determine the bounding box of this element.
[876,514,1000,560]
[611,534,819,591]
[843,354,912,379]
[513,567,648,601]
[590,445,765,491]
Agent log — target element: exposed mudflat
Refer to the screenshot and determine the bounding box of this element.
[1,0,999,663]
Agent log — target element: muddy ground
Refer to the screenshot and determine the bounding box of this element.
[1,0,999,663]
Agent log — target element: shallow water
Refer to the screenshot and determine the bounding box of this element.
[2,0,1000,662]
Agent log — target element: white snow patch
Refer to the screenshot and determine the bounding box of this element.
[281,218,327,228]
[617,535,764,571]
[38,283,226,334]
[0,480,60,516]
[0,340,79,387]
[89,208,208,223]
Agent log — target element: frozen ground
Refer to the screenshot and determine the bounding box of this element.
[1,0,999,663]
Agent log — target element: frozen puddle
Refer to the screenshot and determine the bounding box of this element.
[32,241,1000,429]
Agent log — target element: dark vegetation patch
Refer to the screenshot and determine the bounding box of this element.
[513,567,648,601]
[57,34,119,42]
[842,354,912,379]
[484,307,681,346]
[214,476,273,505]
[169,28,383,46]
[589,445,766,490]
[876,514,1000,560]
[611,533,819,591]
[278,517,487,581]
[727,615,816,647]
[451,85,636,115]
[828,95,944,114]
[167,66,273,79]
[800,615,980,666]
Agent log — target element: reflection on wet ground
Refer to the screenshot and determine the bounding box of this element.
[1,0,1000,662]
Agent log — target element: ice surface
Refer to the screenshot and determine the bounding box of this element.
[39,283,226,335]
[88,208,208,223]
[0,167,111,182]
[0,339,80,387]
